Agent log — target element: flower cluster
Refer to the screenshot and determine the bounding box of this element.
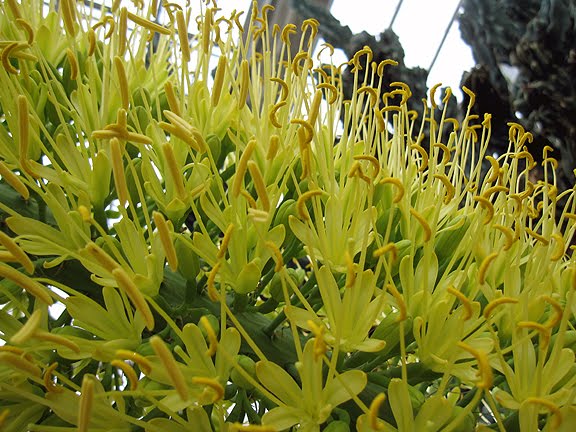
[0,0,575,431]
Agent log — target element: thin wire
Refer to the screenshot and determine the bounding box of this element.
[428,0,464,73]
[388,0,404,29]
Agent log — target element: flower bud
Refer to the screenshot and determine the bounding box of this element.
[230,355,257,390]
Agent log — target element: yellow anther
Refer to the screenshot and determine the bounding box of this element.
[36,331,81,353]
[111,359,139,390]
[281,23,297,45]
[17,95,31,174]
[526,227,549,245]
[11,309,42,345]
[0,231,33,274]
[292,51,310,76]
[0,351,41,377]
[126,10,171,35]
[447,287,474,320]
[241,190,257,209]
[434,143,451,164]
[482,185,508,199]
[369,393,386,430]
[373,243,397,261]
[247,161,270,211]
[517,321,550,345]
[514,151,536,170]
[307,320,327,360]
[43,362,63,393]
[518,132,533,149]
[112,268,154,330]
[440,121,457,136]
[270,77,288,101]
[492,225,514,251]
[78,205,91,222]
[192,376,224,402]
[517,181,535,200]
[248,208,269,223]
[291,119,314,145]
[484,155,500,184]
[0,161,29,200]
[232,139,256,198]
[269,101,287,128]
[212,55,227,106]
[301,18,319,47]
[540,295,563,329]
[385,284,406,322]
[478,251,499,285]
[308,89,323,127]
[523,398,562,429]
[316,42,335,60]
[409,208,431,242]
[6,0,22,18]
[233,11,245,33]
[176,10,190,61]
[390,82,412,102]
[429,83,442,109]
[200,315,218,357]
[351,46,373,71]
[456,342,492,389]
[348,162,371,184]
[377,59,398,76]
[442,87,453,104]
[354,155,380,179]
[0,262,52,305]
[380,177,404,203]
[84,242,120,273]
[550,233,565,261]
[238,60,250,109]
[264,241,284,272]
[164,81,181,116]
[267,135,280,160]
[65,48,79,80]
[150,336,188,401]
[61,0,77,37]
[202,8,213,54]
[380,106,402,114]
[153,211,178,271]
[358,86,378,107]
[162,141,187,200]
[16,19,34,44]
[78,376,94,432]
[374,106,385,132]
[217,224,235,259]
[110,138,129,207]
[1,42,19,74]
[543,157,559,170]
[207,261,222,301]
[117,7,128,56]
[297,189,323,220]
[473,196,495,225]
[462,86,476,108]
[434,174,455,204]
[344,250,356,288]
[507,122,525,142]
[113,56,129,110]
[317,82,338,105]
[115,349,152,375]
[484,297,516,319]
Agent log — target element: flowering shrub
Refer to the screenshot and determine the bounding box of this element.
[0,1,575,431]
